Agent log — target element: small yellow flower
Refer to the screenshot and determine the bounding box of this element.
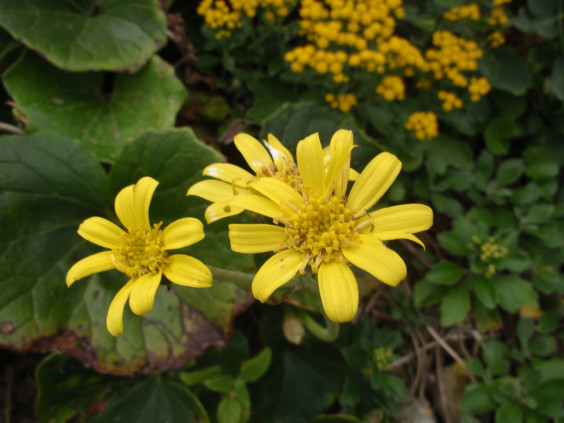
[66,177,212,336]
[226,130,433,322]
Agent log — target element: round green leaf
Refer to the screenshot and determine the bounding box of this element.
[479,49,531,96]
[427,261,464,285]
[440,285,471,326]
[495,402,523,423]
[240,347,272,383]
[3,51,187,162]
[0,0,166,71]
[217,396,242,423]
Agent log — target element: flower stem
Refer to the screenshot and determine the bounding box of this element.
[207,265,255,290]
[295,309,340,342]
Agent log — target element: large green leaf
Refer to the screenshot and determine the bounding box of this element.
[3,51,187,162]
[0,131,253,374]
[479,49,531,96]
[0,0,166,71]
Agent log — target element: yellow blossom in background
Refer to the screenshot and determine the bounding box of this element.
[226,130,433,322]
[444,4,480,21]
[470,235,509,278]
[468,77,491,102]
[188,132,361,222]
[405,112,438,141]
[438,90,463,111]
[325,92,358,111]
[488,8,508,26]
[488,31,506,47]
[66,177,212,336]
[376,75,405,101]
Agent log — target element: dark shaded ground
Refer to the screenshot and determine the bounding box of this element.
[0,350,39,423]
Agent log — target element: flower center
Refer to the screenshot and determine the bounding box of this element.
[257,162,302,189]
[278,192,371,273]
[112,223,170,279]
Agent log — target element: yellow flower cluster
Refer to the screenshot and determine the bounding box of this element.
[488,31,506,47]
[405,112,438,141]
[438,91,463,111]
[197,0,292,38]
[468,77,491,102]
[376,75,405,101]
[373,346,393,370]
[284,0,425,86]
[470,235,509,277]
[443,4,480,21]
[424,31,482,86]
[325,92,358,112]
[488,8,508,26]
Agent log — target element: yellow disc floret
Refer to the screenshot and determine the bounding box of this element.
[405,111,439,140]
[112,223,170,279]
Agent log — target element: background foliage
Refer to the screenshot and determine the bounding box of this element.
[0,0,563,422]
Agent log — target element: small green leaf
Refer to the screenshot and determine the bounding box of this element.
[524,147,560,180]
[480,49,531,96]
[437,217,475,256]
[529,336,556,356]
[459,382,495,414]
[431,193,463,217]
[482,339,510,376]
[495,402,523,423]
[440,285,471,326]
[522,204,555,224]
[413,280,447,307]
[497,250,531,273]
[553,55,564,101]
[217,397,242,423]
[516,318,535,350]
[427,261,464,285]
[495,159,524,187]
[179,366,222,387]
[204,375,235,394]
[0,0,166,71]
[240,348,272,383]
[485,118,522,155]
[493,275,538,313]
[472,276,497,309]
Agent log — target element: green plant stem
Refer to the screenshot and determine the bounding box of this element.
[207,265,255,290]
[295,309,340,342]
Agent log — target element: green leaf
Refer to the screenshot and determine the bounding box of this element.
[479,49,531,96]
[553,56,564,101]
[485,118,522,155]
[495,159,524,187]
[516,318,535,350]
[246,77,296,123]
[440,285,471,326]
[497,250,531,273]
[217,396,242,423]
[240,347,272,383]
[357,103,397,136]
[204,375,235,393]
[495,402,523,423]
[459,382,495,414]
[472,275,497,309]
[427,261,463,285]
[524,146,559,180]
[529,336,556,356]
[437,217,475,256]
[413,280,447,307]
[493,275,538,313]
[0,0,166,71]
[521,204,555,224]
[482,339,510,376]
[474,150,495,190]
[431,193,463,217]
[97,376,209,423]
[3,51,187,162]
[179,366,222,387]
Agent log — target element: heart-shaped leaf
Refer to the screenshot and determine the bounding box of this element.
[0,0,167,71]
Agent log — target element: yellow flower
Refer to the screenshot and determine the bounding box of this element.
[188,133,359,223]
[227,130,433,322]
[66,177,212,336]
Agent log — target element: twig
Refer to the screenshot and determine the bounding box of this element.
[0,122,23,135]
[399,239,432,268]
[435,346,452,423]
[408,332,423,400]
[391,340,438,369]
[427,326,475,381]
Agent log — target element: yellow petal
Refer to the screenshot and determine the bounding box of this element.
[229,224,286,253]
[128,272,162,315]
[264,133,294,169]
[205,200,244,223]
[187,180,236,202]
[252,250,303,302]
[234,133,274,174]
[342,234,407,286]
[318,261,358,322]
[162,217,205,250]
[249,178,304,211]
[325,129,354,197]
[347,152,401,212]
[203,163,254,186]
[114,177,158,231]
[78,217,125,249]
[66,251,115,287]
[297,133,325,195]
[133,177,159,230]
[371,204,433,247]
[106,278,136,336]
[348,168,360,181]
[228,193,284,219]
[164,254,212,287]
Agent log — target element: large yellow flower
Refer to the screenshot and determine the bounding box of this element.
[227,130,433,322]
[66,177,212,336]
[187,132,358,223]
